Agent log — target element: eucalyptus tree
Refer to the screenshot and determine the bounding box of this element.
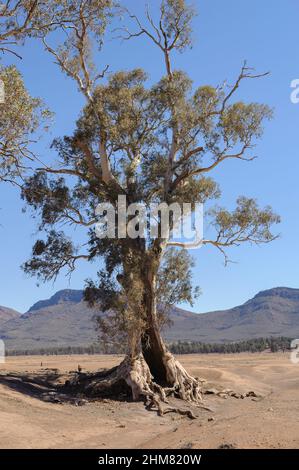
[0,64,52,185]
[0,1,42,58]
[0,1,59,184]
[22,0,279,413]
[0,1,94,184]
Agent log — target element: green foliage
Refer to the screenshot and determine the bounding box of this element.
[23,230,77,281]
[0,1,48,50]
[160,0,195,51]
[210,197,281,247]
[41,0,114,86]
[170,337,292,355]
[0,66,50,182]
[221,102,273,145]
[157,248,200,308]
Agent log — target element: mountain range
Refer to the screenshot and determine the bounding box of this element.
[1,287,299,351]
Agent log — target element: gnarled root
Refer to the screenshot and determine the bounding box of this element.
[123,353,201,418]
[0,355,256,419]
[162,352,205,403]
[63,353,204,419]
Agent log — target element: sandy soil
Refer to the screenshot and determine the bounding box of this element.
[0,352,298,449]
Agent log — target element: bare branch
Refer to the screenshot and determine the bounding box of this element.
[219,61,270,115]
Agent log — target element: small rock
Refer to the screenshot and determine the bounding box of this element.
[218,443,237,449]
[268,407,274,412]
[208,417,215,422]
[230,392,242,399]
[205,388,219,395]
[181,442,194,449]
[75,399,87,407]
[246,391,260,398]
[218,392,228,398]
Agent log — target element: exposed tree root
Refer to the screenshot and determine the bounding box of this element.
[162,352,205,402]
[61,352,206,419]
[0,354,258,419]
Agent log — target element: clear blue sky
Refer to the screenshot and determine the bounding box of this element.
[0,0,298,314]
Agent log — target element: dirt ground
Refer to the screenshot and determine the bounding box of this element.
[0,352,298,449]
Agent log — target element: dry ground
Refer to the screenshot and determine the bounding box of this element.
[0,352,298,449]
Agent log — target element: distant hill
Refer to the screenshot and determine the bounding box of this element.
[165,287,299,343]
[1,291,96,351]
[1,287,299,351]
[0,306,20,327]
[28,289,83,313]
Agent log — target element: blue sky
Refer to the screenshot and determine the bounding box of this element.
[0,0,298,314]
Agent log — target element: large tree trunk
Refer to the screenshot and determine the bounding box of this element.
[141,325,168,384]
[62,256,203,417]
[138,261,203,403]
[141,267,168,383]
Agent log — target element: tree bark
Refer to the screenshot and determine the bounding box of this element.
[141,316,168,384]
[137,256,203,405]
[140,258,168,382]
